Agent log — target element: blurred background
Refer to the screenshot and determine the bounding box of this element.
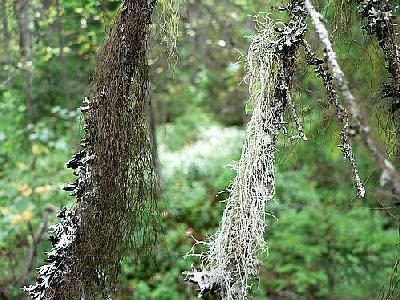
[0,0,399,299]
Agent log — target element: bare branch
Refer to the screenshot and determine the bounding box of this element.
[19,206,54,286]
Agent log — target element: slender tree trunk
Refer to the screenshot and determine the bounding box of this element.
[14,0,34,125]
[56,0,70,110]
[324,199,336,300]
[55,0,77,151]
[1,0,11,68]
[147,96,160,184]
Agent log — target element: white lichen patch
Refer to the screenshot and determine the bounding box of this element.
[184,1,309,297]
[184,17,280,300]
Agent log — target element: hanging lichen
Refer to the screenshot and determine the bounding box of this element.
[156,0,186,58]
[24,1,159,299]
[184,1,308,299]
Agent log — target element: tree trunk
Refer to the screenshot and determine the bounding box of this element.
[55,0,77,151]
[14,0,34,125]
[1,0,11,69]
[56,0,69,109]
[25,1,159,299]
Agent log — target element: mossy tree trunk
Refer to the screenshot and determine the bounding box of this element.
[25,1,159,299]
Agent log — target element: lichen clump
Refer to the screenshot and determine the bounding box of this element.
[184,2,308,299]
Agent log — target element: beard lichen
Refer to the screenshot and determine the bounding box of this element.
[154,0,186,63]
[184,1,308,299]
[24,1,159,299]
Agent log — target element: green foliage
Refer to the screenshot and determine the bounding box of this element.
[261,206,397,299]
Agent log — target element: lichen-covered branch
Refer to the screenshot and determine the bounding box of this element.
[305,0,400,194]
[286,91,307,141]
[24,1,159,299]
[355,0,400,113]
[184,1,307,299]
[303,41,365,197]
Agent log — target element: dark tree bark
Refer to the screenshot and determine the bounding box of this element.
[25,1,159,299]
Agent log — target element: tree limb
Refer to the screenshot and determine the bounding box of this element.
[305,0,400,195]
[19,205,54,286]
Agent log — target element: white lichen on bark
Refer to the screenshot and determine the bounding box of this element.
[184,1,308,298]
[185,22,278,298]
[24,208,78,300]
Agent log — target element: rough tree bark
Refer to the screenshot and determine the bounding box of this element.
[24,1,159,299]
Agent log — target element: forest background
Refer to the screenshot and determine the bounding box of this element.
[0,0,399,299]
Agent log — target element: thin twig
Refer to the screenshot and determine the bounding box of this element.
[19,206,54,286]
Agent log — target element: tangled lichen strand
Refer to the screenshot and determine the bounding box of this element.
[203,45,278,299]
[24,1,158,299]
[156,0,186,59]
[186,48,278,299]
[184,1,307,299]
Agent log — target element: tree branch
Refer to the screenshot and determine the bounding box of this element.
[305,0,400,195]
[303,40,365,197]
[19,205,54,286]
